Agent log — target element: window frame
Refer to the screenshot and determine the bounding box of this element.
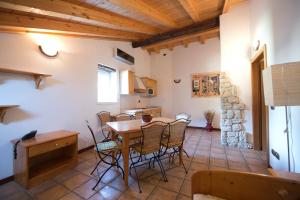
[97,64,119,105]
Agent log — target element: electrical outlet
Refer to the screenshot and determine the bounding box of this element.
[271,149,280,160]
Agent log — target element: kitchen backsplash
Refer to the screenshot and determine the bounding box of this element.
[120,95,151,112]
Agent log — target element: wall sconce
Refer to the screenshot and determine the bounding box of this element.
[254,40,260,51]
[174,79,181,83]
[39,44,58,57]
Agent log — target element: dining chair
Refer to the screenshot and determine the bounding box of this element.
[86,120,124,190]
[115,113,132,121]
[130,121,168,193]
[161,119,190,174]
[134,111,144,120]
[175,112,191,120]
[97,111,112,140]
[174,112,191,158]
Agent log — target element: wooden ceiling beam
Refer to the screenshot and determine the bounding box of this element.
[0,9,148,41]
[178,0,201,22]
[222,0,231,14]
[0,0,161,35]
[132,17,219,48]
[106,0,179,28]
[144,28,219,52]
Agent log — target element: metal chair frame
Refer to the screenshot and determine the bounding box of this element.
[175,113,192,158]
[129,121,168,193]
[160,119,191,174]
[96,111,112,140]
[86,120,124,190]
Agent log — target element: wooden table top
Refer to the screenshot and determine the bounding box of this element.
[11,130,79,147]
[107,117,174,134]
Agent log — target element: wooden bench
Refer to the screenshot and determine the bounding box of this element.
[191,170,300,200]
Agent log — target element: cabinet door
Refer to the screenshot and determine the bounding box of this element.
[120,70,135,95]
[128,71,135,95]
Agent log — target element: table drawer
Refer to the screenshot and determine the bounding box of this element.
[28,136,76,157]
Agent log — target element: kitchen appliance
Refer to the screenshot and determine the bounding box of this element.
[146,88,154,96]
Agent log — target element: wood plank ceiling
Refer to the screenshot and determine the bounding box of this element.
[0,0,245,53]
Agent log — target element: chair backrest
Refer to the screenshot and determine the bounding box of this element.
[134,111,144,120]
[97,111,111,126]
[167,119,190,145]
[85,120,98,147]
[115,113,132,121]
[141,121,168,153]
[175,112,191,120]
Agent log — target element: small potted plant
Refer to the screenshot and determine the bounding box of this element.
[204,111,215,132]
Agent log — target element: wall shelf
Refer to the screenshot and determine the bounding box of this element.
[0,105,19,122]
[0,67,52,89]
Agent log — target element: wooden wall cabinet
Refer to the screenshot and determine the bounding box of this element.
[120,70,135,95]
[11,130,78,188]
[141,77,157,96]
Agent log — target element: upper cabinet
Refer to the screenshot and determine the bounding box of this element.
[141,77,157,96]
[120,70,135,95]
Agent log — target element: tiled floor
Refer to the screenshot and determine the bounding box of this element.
[0,128,269,200]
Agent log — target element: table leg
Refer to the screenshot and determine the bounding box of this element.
[179,146,183,165]
[122,134,130,186]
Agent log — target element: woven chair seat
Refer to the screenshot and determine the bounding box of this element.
[95,141,119,152]
[161,138,182,148]
[133,143,160,154]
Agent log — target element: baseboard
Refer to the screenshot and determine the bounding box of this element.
[0,145,95,185]
[188,126,221,131]
[78,145,94,154]
[0,175,14,185]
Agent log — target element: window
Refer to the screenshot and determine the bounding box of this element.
[97,64,118,103]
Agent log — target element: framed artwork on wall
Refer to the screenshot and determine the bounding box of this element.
[192,72,220,97]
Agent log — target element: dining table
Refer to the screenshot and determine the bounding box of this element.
[106,117,176,186]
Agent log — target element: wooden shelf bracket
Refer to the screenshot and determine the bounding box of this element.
[0,67,52,89]
[0,105,19,123]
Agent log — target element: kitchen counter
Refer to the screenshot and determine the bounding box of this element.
[123,106,161,117]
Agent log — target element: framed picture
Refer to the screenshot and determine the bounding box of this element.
[192,72,220,97]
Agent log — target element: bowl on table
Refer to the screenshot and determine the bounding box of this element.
[142,114,152,123]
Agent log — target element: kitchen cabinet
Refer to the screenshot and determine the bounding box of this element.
[120,70,135,95]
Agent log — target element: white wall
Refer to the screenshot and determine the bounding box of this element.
[220,0,300,172]
[0,33,151,179]
[151,39,221,128]
[220,1,252,135]
[250,0,300,172]
[150,49,174,118]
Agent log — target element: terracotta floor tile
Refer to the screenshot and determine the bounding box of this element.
[53,169,80,183]
[108,175,135,192]
[89,186,121,200]
[59,192,83,200]
[123,181,155,200]
[177,194,192,200]
[0,181,27,199]
[210,158,228,167]
[166,167,187,178]
[35,185,69,200]
[148,187,178,200]
[180,180,192,197]
[63,173,91,190]
[73,179,103,199]
[192,156,209,164]
[0,129,270,200]
[158,176,183,192]
[190,162,209,171]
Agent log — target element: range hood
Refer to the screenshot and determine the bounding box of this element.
[134,76,146,93]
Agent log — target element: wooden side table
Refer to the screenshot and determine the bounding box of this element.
[11,130,79,188]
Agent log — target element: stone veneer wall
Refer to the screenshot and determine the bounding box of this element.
[220,73,252,149]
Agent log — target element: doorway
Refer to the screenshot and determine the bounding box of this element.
[251,44,269,152]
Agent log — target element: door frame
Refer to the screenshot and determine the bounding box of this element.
[251,44,269,157]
